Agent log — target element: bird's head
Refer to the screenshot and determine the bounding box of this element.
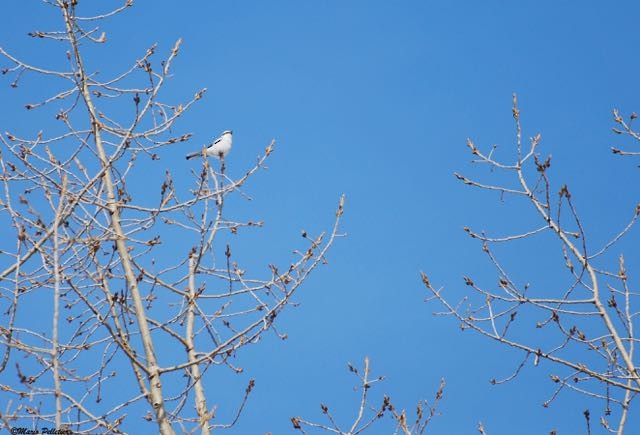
[222,130,233,136]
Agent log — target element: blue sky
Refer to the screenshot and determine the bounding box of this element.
[1,1,640,434]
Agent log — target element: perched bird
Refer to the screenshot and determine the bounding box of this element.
[186,130,233,160]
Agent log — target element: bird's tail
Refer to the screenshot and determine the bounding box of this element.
[185,151,199,160]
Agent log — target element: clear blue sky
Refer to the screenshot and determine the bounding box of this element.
[1,2,640,434]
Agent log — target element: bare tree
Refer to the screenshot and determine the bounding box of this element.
[0,1,344,433]
[424,94,640,434]
[291,357,445,435]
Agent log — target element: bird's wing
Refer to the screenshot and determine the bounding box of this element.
[212,137,222,145]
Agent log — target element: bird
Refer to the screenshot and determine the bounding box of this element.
[186,130,233,160]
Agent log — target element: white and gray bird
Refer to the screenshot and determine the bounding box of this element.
[186,130,233,160]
